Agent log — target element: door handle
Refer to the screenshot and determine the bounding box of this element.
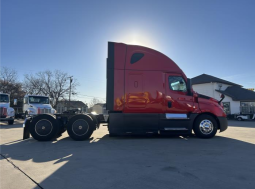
[168,101,172,108]
[134,81,138,88]
[178,97,185,100]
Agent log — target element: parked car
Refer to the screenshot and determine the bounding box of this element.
[236,114,255,121]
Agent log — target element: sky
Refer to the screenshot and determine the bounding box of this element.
[1,0,255,104]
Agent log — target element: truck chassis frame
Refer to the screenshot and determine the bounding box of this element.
[23,112,103,141]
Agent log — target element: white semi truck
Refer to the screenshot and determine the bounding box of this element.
[23,95,56,118]
[0,93,15,125]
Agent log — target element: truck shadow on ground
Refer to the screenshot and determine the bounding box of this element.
[0,124,23,129]
[0,120,24,128]
[1,133,255,189]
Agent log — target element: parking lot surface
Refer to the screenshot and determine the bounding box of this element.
[0,120,255,189]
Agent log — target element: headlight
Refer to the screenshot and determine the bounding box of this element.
[7,109,15,116]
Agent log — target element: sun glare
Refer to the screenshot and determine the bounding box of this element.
[115,31,158,49]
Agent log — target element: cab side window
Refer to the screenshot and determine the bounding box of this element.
[168,76,187,92]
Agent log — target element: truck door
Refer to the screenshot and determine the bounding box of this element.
[165,73,194,114]
[159,74,194,132]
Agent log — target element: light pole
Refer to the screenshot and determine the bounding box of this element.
[67,76,73,110]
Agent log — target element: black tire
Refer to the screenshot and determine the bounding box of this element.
[237,117,242,121]
[67,114,95,141]
[193,115,218,138]
[29,114,59,141]
[8,119,14,125]
[24,111,28,119]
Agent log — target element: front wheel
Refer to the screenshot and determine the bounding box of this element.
[193,115,218,138]
[237,117,242,121]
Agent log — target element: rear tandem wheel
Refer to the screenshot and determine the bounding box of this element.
[29,114,59,141]
[67,114,96,141]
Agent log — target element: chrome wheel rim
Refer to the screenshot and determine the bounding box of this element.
[72,119,89,136]
[35,119,53,136]
[199,119,214,135]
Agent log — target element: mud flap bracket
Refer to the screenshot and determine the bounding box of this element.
[23,117,32,140]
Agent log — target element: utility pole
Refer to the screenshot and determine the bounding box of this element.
[67,76,73,110]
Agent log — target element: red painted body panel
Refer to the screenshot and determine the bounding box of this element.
[124,71,165,113]
[198,98,227,117]
[125,45,187,76]
[111,42,226,118]
[114,43,126,70]
[113,70,125,111]
[113,43,126,111]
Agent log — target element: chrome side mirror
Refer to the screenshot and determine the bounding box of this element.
[14,99,18,105]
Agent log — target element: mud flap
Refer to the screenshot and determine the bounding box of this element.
[87,113,100,129]
[23,117,32,140]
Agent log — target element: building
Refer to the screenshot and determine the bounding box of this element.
[191,74,255,115]
[92,103,107,114]
[56,100,88,113]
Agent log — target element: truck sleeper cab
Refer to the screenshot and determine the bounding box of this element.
[106,42,227,138]
[23,42,228,141]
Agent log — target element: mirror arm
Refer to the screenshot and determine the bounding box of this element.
[218,94,225,105]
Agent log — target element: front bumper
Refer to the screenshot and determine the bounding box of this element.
[218,116,228,132]
[0,117,14,121]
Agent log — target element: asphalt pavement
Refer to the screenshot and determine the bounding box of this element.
[0,119,255,189]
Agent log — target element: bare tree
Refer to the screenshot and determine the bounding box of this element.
[23,70,79,108]
[0,67,25,106]
[0,67,18,92]
[23,74,44,95]
[89,97,101,108]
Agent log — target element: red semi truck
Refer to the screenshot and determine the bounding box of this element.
[23,42,227,141]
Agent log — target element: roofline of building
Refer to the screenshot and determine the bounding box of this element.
[215,90,255,102]
[192,74,243,87]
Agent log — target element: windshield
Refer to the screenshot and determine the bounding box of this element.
[29,96,49,104]
[0,94,9,103]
